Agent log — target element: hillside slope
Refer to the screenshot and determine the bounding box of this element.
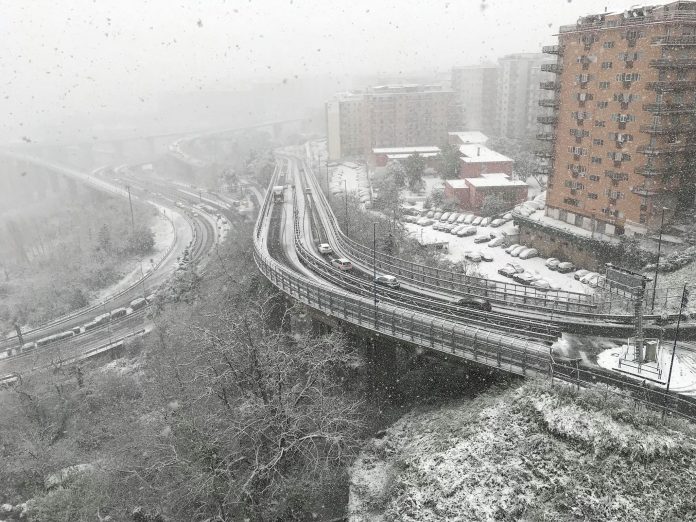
[350,382,696,521]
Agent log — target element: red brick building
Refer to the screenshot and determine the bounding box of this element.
[445,174,528,214]
[458,144,514,178]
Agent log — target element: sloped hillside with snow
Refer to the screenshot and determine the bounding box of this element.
[350,383,696,521]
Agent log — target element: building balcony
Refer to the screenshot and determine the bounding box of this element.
[645,80,694,92]
[540,81,560,91]
[542,44,563,55]
[635,165,677,178]
[650,58,696,68]
[534,165,553,176]
[651,35,696,46]
[537,115,558,125]
[642,103,696,114]
[630,185,661,197]
[538,98,559,108]
[534,149,554,159]
[536,132,556,141]
[541,63,563,74]
[640,122,696,134]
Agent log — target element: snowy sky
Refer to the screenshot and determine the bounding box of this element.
[0,0,673,141]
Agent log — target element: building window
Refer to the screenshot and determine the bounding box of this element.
[603,41,615,48]
[594,120,606,127]
[599,81,610,89]
[588,193,598,199]
[601,61,613,69]
[596,101,609,108]
[593,138,604,146]
[589,174,600,181]
[591,156,602,164]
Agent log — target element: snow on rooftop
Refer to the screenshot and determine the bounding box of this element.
[448,131,488,145]
[386,153,439,159]
[444,179,469,189]
[372,146,441,154]
[459,144,513,163]
[466,175,527,188]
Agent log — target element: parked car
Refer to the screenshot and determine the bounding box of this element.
[513,272,537,285]
[510,245,527,257]
[488,236,506,247]
[505,243,520,254]
[443,223,456,232]
[318,243,333,254]
[498,266,517,278]
[474,234,492,244]
[440,212,451,222]
[557,262,576,273]
[573,269,590,280]
[519,248,539,260]
[454,297,492,312]
[456,214,467,223]
[331,258,353,271]
[375,274,400,288]
[465,252,482,262]
[503,213,513,221]
[581,272,600,287]
[545,257,560,270]
[433,212,443,220]
[426,210,435,218]
[457,226,477,237]
[451,225,463,235]
[490,219,504,227]
[448,213,460,223]
[480,217,491,227]
[507,262,525,273]
[464,214,475,224]
[472,216,483,226]
[532,279,552,292]
[479,251,493,262]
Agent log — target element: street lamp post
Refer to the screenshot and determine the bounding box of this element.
[326,160,330,199]
[666,284,688,394]
[651,207,668,312]
[373,222,378,307]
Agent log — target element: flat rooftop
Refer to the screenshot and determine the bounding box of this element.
[459,144,513,163]
[373,146,441,155]
[445,179,470,189]
[466,174,527,188]
[448,131,488,145]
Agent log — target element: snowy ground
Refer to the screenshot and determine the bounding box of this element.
[329,163,371,196]
[596,340,696,395]
[403,221,590,293]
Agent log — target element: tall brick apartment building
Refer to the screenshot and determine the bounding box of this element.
[537,1,696,237]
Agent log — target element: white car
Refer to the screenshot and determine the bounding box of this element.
[318,243,333,254]
[465,252,482,262]
[545,258,560,270]
[331,258,353,271]
[490,219,504,227]
[448,213,460,223]
[473,234,492,244]
[456,214,467,224]
[532,279,552,292]
[464,214,475,224]
[519,248,539,260]
[472,216,483,226]
[480,217,491,227]
[511,245,527,257]
[488,236,506,247]
[505,244,520,254]
[503,213,513,221]
[440,212,451,222]
[450,225,463,235]
[479,251,493,262]
[457,226,477,237]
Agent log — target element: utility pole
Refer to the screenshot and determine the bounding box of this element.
[373,222,378,307]
[666,284,689,393]
[651,207,668,312]
[326,160,330,199]
[126,185,135,234]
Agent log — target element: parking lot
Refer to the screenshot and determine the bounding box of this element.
[404,214,590,294]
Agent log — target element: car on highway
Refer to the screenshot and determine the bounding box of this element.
[473,233,492,244]
[479,251,493,262]
[498,266,517,278]
[545,257,560,270]
[513,272,537,285]
[504,243,520,254]
[557,261,576,273]
[374,274,400,288]
[454,297,492,312]
[331,258,353,271]
[457,226,477,237]
[488,236,506,247]
[490,218,504,227]
[573,269,590,280]
[318,243,333,254]
[519,248,539,260]
[464,251,482,262]
[471,216,483,226]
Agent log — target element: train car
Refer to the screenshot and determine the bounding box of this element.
[110,307,128,320]
[130,297,147,311]
[21,341,36,351]
[83,320,99,331]
[72,326,82,335]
